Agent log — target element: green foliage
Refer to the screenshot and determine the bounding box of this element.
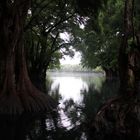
[59,64,92,72]
[25,0,111,74]
[25,0,76,72]
[75,0,123,73]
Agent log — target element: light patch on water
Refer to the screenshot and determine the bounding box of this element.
[51,76,88,103]
[48,72,104,130]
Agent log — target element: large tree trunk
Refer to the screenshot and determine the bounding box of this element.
[119,0,140,95]
[0,1,56,114]
[29,69,47,92]
[118,0,135,94]
[132,29,140,94]
[92,0,140,138]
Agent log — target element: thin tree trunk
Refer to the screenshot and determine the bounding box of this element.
[118,0,134,94]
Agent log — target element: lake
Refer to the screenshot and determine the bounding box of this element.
[47,72,105,130]
[43,71,119,139]
[0,72,119,140]
[48,72,104,103]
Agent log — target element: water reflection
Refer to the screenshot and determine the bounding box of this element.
[49,72,104,103]
[51,76,88,102]
[59,79,119,139]
[0,72,119,140]
[45,72,119,139]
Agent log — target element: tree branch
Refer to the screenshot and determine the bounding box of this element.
[45,13,75,34]
[24,0,52,31]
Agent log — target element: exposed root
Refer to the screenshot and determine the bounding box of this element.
[92,95,140,139]
[19,90,57,113]
[0,91,57,115]
[0,75,57,115]
[96,96,121,117]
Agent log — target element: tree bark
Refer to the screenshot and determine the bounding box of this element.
[118,0,135,94]
[0,0,56,114]
[103,67,118,79]
[29,69,47,92]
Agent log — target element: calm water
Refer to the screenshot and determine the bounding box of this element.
[49,72,104,103]
[48,72,105,130]
[43,72,119,140]
[0,72,119,140]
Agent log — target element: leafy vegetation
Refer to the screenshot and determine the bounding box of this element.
[73,0,123,78]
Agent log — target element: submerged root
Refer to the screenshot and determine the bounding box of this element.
[92,96,140,139]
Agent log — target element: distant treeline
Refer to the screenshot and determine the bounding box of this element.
[49,64,103,73]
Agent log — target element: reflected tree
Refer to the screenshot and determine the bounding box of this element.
[23,78,119,140]
[39,79,118,140]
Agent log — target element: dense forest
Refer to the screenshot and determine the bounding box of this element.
[0,0,140,139]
